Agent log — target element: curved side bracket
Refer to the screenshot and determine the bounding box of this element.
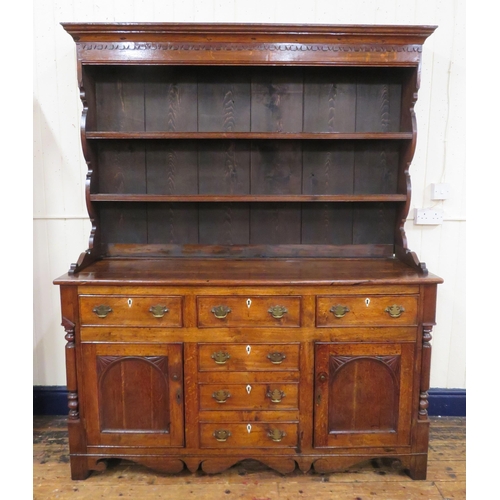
[394,71,428,276]
[69,66,103,274]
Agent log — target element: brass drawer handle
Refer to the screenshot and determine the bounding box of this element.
[211,351,231,365]
[268,429,286,442]
[267,352,286,364]
[213,429,231,442]
[211,305,231,319]
[212,390,231,403]
[268,305,288,319]
[149,305,169,318]
[266,388,286,403]
[92,304,112,318]
[385,304,405,318]
[330,305,350,318]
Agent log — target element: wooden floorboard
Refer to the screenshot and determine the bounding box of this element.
[33,416,465,499]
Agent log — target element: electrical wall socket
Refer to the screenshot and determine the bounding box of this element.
[431,183,451,200]
[414,208,444,225]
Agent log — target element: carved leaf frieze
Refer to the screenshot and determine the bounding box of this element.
[79,42,423,53]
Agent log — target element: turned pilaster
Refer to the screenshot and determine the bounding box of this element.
[419,326,433,420]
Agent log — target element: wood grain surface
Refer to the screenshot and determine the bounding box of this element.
[33,415,465,499]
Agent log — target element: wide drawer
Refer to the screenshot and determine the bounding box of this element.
[79,295,183,327]
[198,343,300,372]
[197,296,301,328]
[316,295,418,327]
[200,422,298,448]
[199,383,299,411]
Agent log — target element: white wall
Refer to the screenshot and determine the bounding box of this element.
[33,0,466,389]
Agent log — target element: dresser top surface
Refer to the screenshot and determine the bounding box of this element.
[54,258,442,286]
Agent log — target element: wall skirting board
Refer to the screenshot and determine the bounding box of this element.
[33,386,466,417]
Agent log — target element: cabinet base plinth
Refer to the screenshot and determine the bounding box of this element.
[69,453,428,480]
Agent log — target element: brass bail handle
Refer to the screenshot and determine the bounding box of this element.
[330,304,350,318]
[268,429,286,442]
[268,305,288,319]
[149,305,169,318]
[92,304,112,318]
[211,351,231,365]
[211,305,231,319]
[212,390,231,404]
[385,304,405,318]
[266,388,286,403]
[213,429,231,442]
[267,352,286,364]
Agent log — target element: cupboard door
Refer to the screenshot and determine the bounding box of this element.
[314,342,414,448]
[82,343,184,447]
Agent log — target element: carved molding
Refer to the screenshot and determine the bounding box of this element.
[330,354,401,381]
[79,42,423,54]
[97,355,169,381]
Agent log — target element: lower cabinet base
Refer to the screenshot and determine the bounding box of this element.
[71,452,428,480]
[57,281,440,483]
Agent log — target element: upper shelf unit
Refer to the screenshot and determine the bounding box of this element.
[83,66,414,136]
[62,23,436,274]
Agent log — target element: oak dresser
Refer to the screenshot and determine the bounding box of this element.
[54,22,442,480]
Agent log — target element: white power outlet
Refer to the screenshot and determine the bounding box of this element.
[431,183,451,200]
[414,208,444,225]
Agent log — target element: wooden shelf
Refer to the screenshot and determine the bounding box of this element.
[90,194,408,203]
[85,131,414,140]
[55,257,443,287]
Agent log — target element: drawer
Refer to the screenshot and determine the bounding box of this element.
[316,295,418,327]
[198,343,300,372]
[80,295,183,327]
[200,422,298,448]
[199,383,299,411]
[197,296,301,328]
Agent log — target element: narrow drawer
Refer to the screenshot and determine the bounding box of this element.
[80,295,183,327]
[200,422,298,448]
[198,343,300,372]
[316,295,418,327]
[197,296,301,328]
[199,383,299,411]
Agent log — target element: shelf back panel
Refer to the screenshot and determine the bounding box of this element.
[94,140,402,197]
[98,202,397,253]
[88,66,412,135]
